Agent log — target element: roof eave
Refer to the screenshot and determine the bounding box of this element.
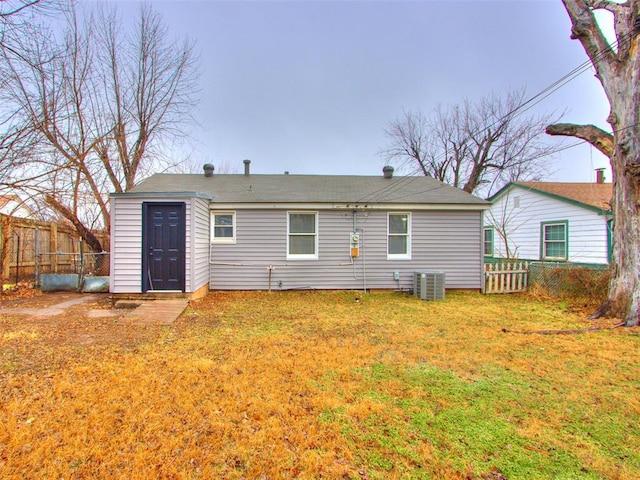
[208,202,489,211]
[110,191,213,200]
[490,183,611,215]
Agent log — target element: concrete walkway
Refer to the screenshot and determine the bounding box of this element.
[0,294,100,317]
[119,299,190,326]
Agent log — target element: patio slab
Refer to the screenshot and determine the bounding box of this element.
[120,299,190,325]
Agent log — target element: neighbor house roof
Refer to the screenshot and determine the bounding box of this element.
[0,194,37,219]
[121,173,489,207]
[0,194,19,210]
[489,181,613,214]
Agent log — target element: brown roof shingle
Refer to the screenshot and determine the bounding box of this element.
[517,182,612,211]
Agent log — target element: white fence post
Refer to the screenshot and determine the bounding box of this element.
[484,261,529,294]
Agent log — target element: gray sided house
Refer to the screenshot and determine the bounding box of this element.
[109,164,489,297]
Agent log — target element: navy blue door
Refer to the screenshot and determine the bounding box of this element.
[142,202,185,292]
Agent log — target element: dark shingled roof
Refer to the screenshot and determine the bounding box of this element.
[126,173,489,206]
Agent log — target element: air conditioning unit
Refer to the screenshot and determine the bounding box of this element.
[413,271,446,300]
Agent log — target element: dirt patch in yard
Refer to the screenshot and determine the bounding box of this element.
[0,292,163,374]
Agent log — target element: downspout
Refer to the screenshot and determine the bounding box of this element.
[362,228,367,293]
[481,210,486,294]
[350,210,366,293]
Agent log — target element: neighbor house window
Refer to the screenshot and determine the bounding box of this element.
[211,212,235,243]
[483,227,494,257]
[541,221,568,260]
[388,213,411,259]
[288,212,318,259]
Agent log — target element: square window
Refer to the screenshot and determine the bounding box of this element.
[211,212,235,243]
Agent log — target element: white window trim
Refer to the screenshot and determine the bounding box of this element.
[541,221,568,261]
[387,212,411,260]
[287,211,319,260]
[210,211,236,244]
[483,227,494,257]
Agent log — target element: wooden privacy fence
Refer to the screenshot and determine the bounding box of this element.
[484,261,529,294]
[0,214,109,285]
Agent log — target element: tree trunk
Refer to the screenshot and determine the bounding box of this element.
[552,0,640,326]
[606,147,640,327]
[45,195,105,253]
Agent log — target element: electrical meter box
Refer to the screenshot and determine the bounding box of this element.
[350,232,360,257]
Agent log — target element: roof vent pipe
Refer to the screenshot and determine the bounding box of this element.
[243,159,251,176]
[382,165,394,179]
[203,164,214,177]
[595,168,605,184]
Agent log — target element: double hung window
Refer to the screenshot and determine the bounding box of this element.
[288,212,318,259]
[388,213,411,259]
[541,221,568,260]
[483,227,494,257]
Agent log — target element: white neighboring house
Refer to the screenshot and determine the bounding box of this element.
[484,179,613,265]
[0,194,37,220]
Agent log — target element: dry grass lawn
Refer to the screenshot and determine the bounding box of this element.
[1,290,639,479]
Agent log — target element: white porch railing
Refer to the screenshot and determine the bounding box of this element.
[484,261,529,294]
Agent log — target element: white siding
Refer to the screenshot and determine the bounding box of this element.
[209,209,483,290]
[110,196,196,293]
[191,197,210,291]
[485,186,610,264]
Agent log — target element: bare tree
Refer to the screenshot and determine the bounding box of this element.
[382,89,559,197]
[0,3,199,252]
[485,188,535,260]
[1,0,47,19]
[547,0,640,326]
[1,0,68,57]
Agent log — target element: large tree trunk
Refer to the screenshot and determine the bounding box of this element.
[607,171,640,326]
[606,84,640,325]
[45,195,105,253]
[550,0,640,327]
[593,23,640,327]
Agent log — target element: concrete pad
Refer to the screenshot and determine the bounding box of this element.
[123,299,189,325]
[114,300,142,309]
[0,294,100,317]
[87,309,124,318]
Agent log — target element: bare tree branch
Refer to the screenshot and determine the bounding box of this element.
[546,123,614,157]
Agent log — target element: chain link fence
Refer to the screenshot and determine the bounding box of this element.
[81,252,110,277]
[528,261,610,298]
[36,251,110,292]
[36,252,110,276]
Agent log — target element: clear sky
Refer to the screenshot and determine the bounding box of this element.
[116,0,613,183]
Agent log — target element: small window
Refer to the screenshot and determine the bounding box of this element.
[541,221,568,260]
[288,212,318,259]
[388,213,411,259]
[483,227,494,257]
[211,212,235,243]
